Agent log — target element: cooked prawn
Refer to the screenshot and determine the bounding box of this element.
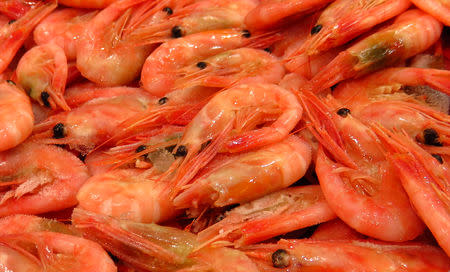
[141,29,280,96]
[244,0,334,30]
[0,142,89,217]
[72,208,259,272]
[245,239,450,271]
[197,185,335,247]
[16,43,70,111]
[374,126,450,257]
[285,0,411,67]
[410,0,450,26]
[173,135,312,211]
[0,1,56,74]
[309,9,443,92]
[169,83,302,197]
[300,92,424,241]
[33,8,95,61]
[173,48,285,90]
[0,81,33,152]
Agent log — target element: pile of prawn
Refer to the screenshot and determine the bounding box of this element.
[0,0,449,270]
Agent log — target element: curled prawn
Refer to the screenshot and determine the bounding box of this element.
[244,0,334,30]
[173,135,312,211]
[0,1,56,74]
[0,81,33,152]
[141,28,279,96]
[374,126,450,257]
[197,185,336,247]
[309,9,443,92]
[285,0,411,69]
[16,43,70,111]
[245,239,450,271]
[0,142,89,217]
[169,83,302,196]
[300,91,424,241]
[72,208,259,272]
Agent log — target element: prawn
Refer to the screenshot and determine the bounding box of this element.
[374,126,450,257]
[285,0,411,67]
[309,9,443,92]
[0,142,89,217]
[32,90,154,153]
[33,8,95,61]
[410,0,450,26]
[197,185,336,248]
[173,136,312,211]
[244,0,334,31]
[0,80,33,152]
[244,239,450,271]
[72,208,259,272]
[141,28,280,96]
[0,1,56,74]
[300,91,424,241]
[173,48,285,90]
[0,231,117,271]
[169,83,302,197]
[16,43,71,111]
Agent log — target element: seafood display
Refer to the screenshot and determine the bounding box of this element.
[0,0,449,271]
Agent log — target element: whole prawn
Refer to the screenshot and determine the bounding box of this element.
[0,81,33,152]
[308,9,443,92]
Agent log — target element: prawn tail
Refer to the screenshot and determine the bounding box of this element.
[71,208,183,268]
[46,87,71,112]
[170,121,233,199]
[310,51,356,93]
[298,90,356,168]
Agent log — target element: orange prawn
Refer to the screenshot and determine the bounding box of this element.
[374,126,450,257]
[299,91,424,241]
[16,43,71,111]
[197,185,336,248]
[309,9,443,92]
[0,80,33,152]
[0,1,56,74]
[169,83,302,197]
[173,135,312,211]
[0,142,89,217]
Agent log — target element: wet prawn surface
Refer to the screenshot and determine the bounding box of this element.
[0,0,449,271]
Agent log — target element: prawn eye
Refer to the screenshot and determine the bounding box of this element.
[337,108,351,117]
[52,123,66,139]
[158,97,168,105]
[264,47,272,53]
[311,24,322,35]
[135,145,147,153]
[272,249,290,268]
[175,145,188,157]
[8,20,15,24]
[6,80,15,85]
[162,7,173,15]
[165,144,176,153]
[196,62,207,69]
[432,154,443,164]
[242,29,251,38]
[41,92,50,107]
[423,128,442,146]
[330,83,338,91]
[171,26,183,38]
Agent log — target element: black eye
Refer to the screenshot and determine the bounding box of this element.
[135,145,147,153]
[196,62,207,69]
[8,20,15,24]
[337,108,350,117]
[272,249,290,268]
[423,128,442,146]
[264,47,272,53]
[311,24,322,35]
[242,29,251,38]
[174,145,188,157]
[432,154,443,164]
[41,92,50,107]
[171,26,183,38]
[158,97,168,105]
[52,123,65,139]
[162,7,173,15]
